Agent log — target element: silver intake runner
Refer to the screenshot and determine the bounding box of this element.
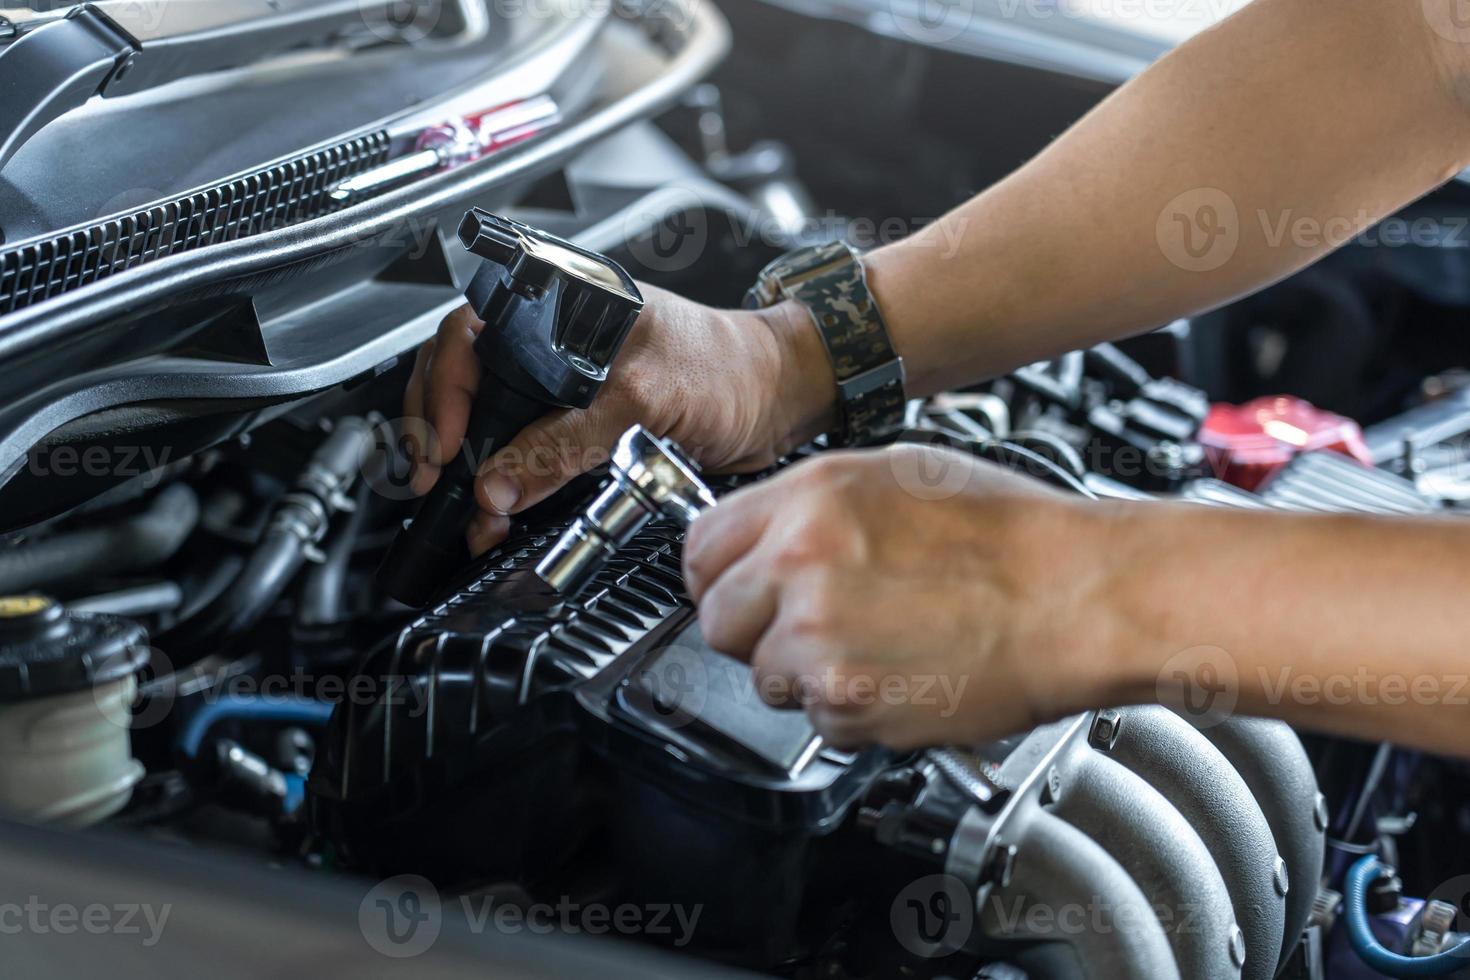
[535,425,716,597]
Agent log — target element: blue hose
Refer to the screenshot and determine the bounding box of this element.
[1345,856,1470,977]
[177,695,334,759]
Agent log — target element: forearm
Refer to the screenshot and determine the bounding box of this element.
[1092,503,1470,755]
[855,0,1470,395]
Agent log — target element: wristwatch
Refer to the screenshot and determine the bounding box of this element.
[743,241,907,447]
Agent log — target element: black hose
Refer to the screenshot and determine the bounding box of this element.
[69,581,184,618]
[0,482,199,592]
[173,524,312,648]
[166,418,375,654]
[297,460,378,628]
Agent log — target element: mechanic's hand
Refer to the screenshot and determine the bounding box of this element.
[684,444,1122,750]
[403,285,832,554]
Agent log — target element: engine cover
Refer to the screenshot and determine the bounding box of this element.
[311,508,892,963]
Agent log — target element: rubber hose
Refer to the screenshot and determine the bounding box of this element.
[1345,856,1470,977]
[172,525,310,649]
[167,418,374,651]
[0,482,199,592]
[177,694,334,759]
[297,462,376,628]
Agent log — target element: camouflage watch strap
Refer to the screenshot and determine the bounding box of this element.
[743,242,906,447]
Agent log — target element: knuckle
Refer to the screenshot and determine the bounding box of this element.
[799,454,858,494]
[787,571,847,641]
[698,597,734,651]
[750,657,798,708]
[683,531,716,589]
[771,512,849,575]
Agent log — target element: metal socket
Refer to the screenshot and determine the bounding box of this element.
[536,425,715,596]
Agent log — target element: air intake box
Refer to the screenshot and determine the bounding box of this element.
[310,496,890,961]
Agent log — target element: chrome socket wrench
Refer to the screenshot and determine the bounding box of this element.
[536,425,716,597]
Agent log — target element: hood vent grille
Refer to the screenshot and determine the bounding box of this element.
[0,130,391,318]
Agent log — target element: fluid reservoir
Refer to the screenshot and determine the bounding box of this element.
[0,595,148,826]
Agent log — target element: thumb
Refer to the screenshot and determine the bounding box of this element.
[474,403,628,517]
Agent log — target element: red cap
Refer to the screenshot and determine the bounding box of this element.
[1199,395,1373,490]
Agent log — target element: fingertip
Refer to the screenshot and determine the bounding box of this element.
[475,462,523,516]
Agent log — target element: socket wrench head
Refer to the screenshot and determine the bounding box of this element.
[535,425,716,596]
[609,425,718,522]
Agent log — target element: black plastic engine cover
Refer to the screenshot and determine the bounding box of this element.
[309,502,891,961]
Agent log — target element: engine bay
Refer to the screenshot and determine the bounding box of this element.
[4,2,1470,977]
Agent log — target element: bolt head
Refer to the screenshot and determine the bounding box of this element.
[1228,925,1246,968]
[1089,709,1123,751]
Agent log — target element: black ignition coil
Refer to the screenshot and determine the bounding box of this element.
[377,209,644,607]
